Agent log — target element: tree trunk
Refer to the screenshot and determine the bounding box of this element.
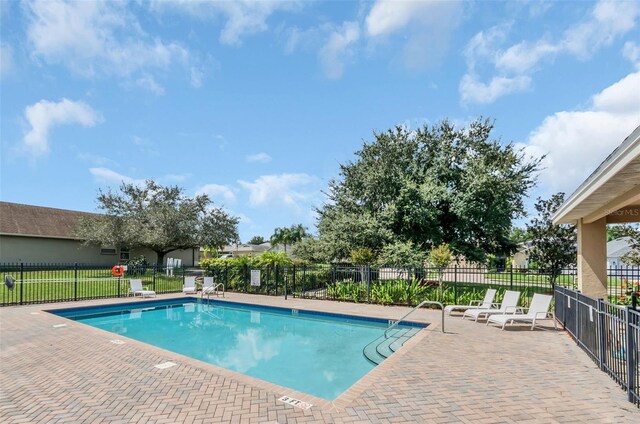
[155,251,169,266]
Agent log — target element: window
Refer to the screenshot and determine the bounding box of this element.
[100,247,117,255]
[119,248,130,261]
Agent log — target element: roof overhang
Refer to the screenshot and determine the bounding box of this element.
[553,125,640,225]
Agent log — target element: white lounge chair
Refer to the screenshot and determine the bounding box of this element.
[201,276,224,297]
[463,290,521,322]
[183,276,197,294]
[129,279,156,298]
[444,289,498,316]
[487,293,557,330]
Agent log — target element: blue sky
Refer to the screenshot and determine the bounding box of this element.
[1,0,639,242]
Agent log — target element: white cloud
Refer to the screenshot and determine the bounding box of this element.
[562,0,639,58]
[151,0,300,46]
[623,41,640,68]
[459,74,531,105]
[134,75,165,96]
[366,0,421,37]
[238,173,319,210]
[89,167,144,186]
[365,0,463,70]
[25,0,195,92]
[460,0,640,104]
[1,43,14,77]
[22,98,100,156]
[521,71,640,195]
[196,183,237,205]
[246,152,272,163]
[190,66,204,88]
[318,21,360,79]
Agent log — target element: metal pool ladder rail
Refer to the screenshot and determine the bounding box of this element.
[385,300,445,337]
[363,300,445,365]
[203,283,225,299]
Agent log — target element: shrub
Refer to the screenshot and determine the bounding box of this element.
[350,248,377,265]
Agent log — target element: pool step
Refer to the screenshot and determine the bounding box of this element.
[389,328,420,352]
[363,327,421,366]
[363,336,386,365]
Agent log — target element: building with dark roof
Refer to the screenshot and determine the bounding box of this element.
[0,202,197,265]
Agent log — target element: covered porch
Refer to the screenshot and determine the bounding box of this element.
[553,125,640,298]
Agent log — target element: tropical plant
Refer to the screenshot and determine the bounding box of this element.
[271,224,309,252]
[254,251,293,267]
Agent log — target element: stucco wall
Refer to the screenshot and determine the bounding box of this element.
[129,247,198,266]
[0,235,118,265]
[0,235,198,266]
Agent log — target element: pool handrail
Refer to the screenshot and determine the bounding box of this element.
[384,300,444,337]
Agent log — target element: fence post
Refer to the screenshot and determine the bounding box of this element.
[284,266,288,300]
[292,265,296,298]
[19,262,24,305]
[245,264,249,292]
[597,298,606,372]
[74,262,78,301]
[575,291,580,341]
[274,265,279,296]
[302,264,307,297]
[626,306,636,402]
[368,265,373,303]
[224,264,228,293]
[152,264,157,292]
[509,265,513,290]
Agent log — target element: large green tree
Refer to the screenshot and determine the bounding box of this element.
[76,180,240,264]
[248,235,266,245]
[316,119,542,262]
[526,193,576,282]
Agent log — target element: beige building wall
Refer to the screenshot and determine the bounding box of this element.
[131,247,198,266]
[0,235,199,266]
[0,235,117,265]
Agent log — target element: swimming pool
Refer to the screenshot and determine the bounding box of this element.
[53,298,425,400]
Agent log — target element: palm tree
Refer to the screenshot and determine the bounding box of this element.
[271,227,293,252]
[270,224,309,253]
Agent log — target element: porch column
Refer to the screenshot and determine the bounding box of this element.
[577,217,607,298]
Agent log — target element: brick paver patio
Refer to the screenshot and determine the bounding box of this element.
[1,293,638,423]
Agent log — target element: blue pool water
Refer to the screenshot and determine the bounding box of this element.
[53,299,424,400]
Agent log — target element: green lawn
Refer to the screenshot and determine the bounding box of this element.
[0,269,185,305]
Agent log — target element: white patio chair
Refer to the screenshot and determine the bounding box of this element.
[201,276,214,295]
[183,276,197,294]
[487,293,557,330]
[129,279,156,298]
[444,289,498,316]
[463,290,522,322]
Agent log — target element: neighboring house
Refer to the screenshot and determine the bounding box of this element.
[0,202,197,265]
[217,242,272,258]
[511,241,534,268]
[511,237,635,269]
[607,236,634,267]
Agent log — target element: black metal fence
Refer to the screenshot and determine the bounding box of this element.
[554,286,639,406]
[0,262,188,306]
[2,262,640,310]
